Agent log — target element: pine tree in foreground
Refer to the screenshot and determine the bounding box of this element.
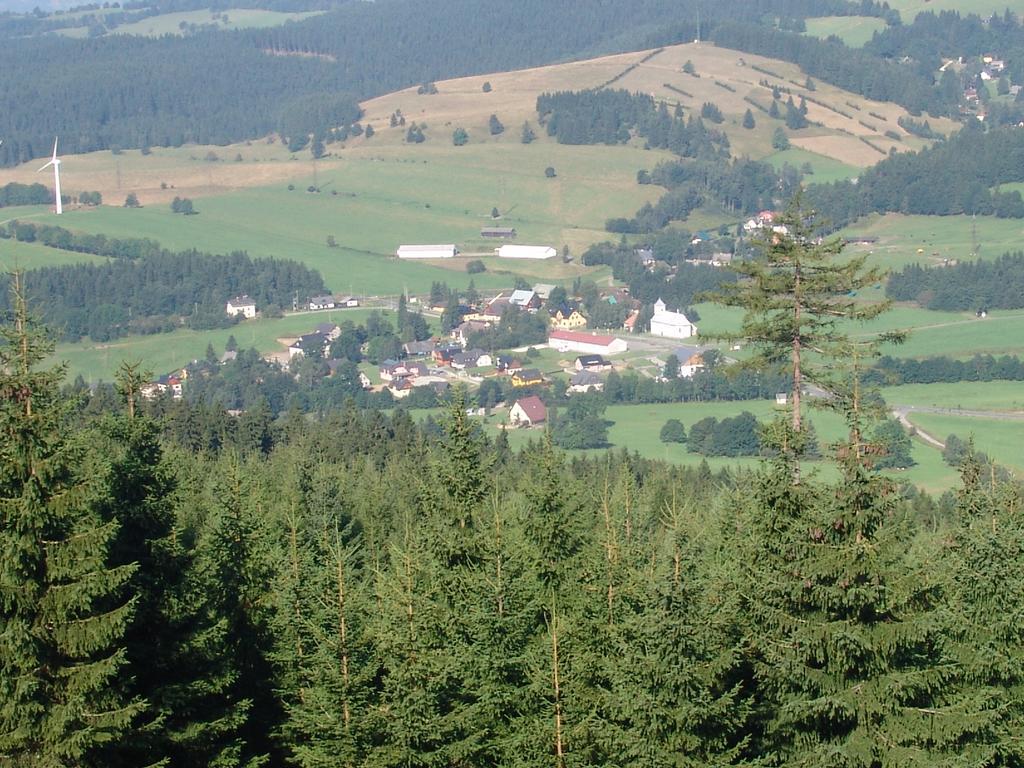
[0,276,140,766]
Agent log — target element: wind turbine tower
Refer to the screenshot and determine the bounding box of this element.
[38,137,63,215]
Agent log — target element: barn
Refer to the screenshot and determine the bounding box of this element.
[397,244,458,259]
[497,244,556,259]
[548,329,628,356]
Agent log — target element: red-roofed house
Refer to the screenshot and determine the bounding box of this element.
[548,329,628,356]
[509,395,547,426]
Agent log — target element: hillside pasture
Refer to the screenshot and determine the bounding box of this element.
[883,382,1024,412]
[607,42,959,167]
[110,8,324,36]
[765,147,860,183]
[2,141,666,294]
[906,411,1024,474]
[803,16,888,47]
[885,0,1024,22]
[840,213,1024,271]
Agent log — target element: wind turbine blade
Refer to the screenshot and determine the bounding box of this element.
[38,160,54,172]
[52,136,58,160]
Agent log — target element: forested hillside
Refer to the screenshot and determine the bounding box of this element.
[0,0,876,164]
[0,246,326,341]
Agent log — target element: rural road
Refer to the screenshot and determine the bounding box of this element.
[889,403,1024,452]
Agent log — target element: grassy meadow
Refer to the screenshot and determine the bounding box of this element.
[883,382,1024,412]
[765,147,861,183]
[0,141,666,295]
[840,213,1024,271]
[907,411,1024,474]
[803,16,888,47]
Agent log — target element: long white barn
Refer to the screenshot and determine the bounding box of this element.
[397,244,457,259]
[497,244,556,260]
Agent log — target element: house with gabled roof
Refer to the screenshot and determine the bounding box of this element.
[511,368,544,387]
[226,296,256,319]
[567,370,604,394]
[509,395,547,426]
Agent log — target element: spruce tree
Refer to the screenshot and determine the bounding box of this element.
[705,196,889,434]
[0,277,140,765]
[939,453,1024,762]
[729,421,948,765]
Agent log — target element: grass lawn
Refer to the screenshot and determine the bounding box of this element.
[110,8,323,36]
[906,411,1024,474]
[53,308,403,383]
[0,233,107,271]
[883,381,1024,412]
[765,147,861,183]
[885,0,1024,22]
[803,16,888,47]
[476,398,959,491]
[840,213,1024,271]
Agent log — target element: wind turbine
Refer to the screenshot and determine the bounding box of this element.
[37,137,63,214]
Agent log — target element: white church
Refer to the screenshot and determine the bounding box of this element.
[649,298,697,339]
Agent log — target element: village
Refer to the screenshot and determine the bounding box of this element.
[140,280,716,433]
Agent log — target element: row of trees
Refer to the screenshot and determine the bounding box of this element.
[537,89,729,159]
[0,248,326,342]
[886,251,1024,310]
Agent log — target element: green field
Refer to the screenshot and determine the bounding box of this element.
[841,213,1024,271]
[804,16,888,47]
[472,399,959,492]
[885,0,1024,21]
[111,8,324,36]
[766,147,861,183]
[907,411,1024,474]
[883,382,1024,412]
[54,308,402,384]
[12,142,665,295]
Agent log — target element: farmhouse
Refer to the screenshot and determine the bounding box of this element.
[397,244,458,259]
[549,306,587,331]
[480,226,517,238]
[671,346,706,378]
[548,329,628,356]
[226,296,256,319]
[509,396,547,426]
[497,244,557,260]
[649,299,697,340]
[308,295,336,310]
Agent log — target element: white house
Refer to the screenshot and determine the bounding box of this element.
[649,299,697,339]
[397,244,457,259]
[226,296,257,319]
[548,329,628,356]
[509,395,547,426]
[308,295,336,310]
[497,244,557,260]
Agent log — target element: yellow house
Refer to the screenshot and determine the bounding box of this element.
[511,368,544,387]
[549,308,587,331]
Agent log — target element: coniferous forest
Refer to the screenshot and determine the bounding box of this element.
[0,0,927,165]
[4,207,1024,768]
